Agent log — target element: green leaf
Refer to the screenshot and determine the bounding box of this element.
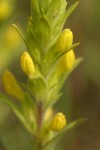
[30,0,41,25]
[12,24,27,46]
[45,30,61,53]
[52,1,67,29]
[45,93,62,110]
[46,0,66,27]
[32,49,41,64]
[29,77,47,101]
[46,58,82,105]
[21,93,37,133]
[26,20,41,57]
[38,0,52,13]
[64,1,79,22]
[22,92,36,117]
[45,58,82,109]
[35,16,51,51]
[57,42,80,60]
[44,118,87,149]
[12,24,33,54]
[71,42,80,49]
[46,44,80,81]
[53,1,79,35]
[40,59,50,76]
[0,93,32,134]
[58,57,83,91]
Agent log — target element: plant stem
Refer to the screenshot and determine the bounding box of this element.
[37,101,44,150]
[37,101,43,131]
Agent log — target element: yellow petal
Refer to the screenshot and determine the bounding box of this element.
[2,70,24,101]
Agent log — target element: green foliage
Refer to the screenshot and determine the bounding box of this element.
[0,93,33,134]
[30,0,41,25]
[35,17,51,51]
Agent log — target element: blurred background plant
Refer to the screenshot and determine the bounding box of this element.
[0,0,100,150]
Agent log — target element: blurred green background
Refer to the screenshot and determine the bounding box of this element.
[0,0,100,150]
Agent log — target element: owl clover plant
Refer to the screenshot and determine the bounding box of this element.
[0,0,86,150]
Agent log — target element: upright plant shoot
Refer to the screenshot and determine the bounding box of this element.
[0,0,86,150]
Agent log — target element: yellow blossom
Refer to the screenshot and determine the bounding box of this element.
[21,51,36,79]
[57,49,75,75]
[64,49,75,70]
[3,25,21,48]
[55,28,73,52]
[2,70,24,101]
[50,112,67,131]
[0,1,13,21]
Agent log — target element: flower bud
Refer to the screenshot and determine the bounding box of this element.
[21,51,36,79]
[57,50,75,75]
[55,29,73,51]
[2,70,24,101]
[64,49,75,69]
[50,112,66,131]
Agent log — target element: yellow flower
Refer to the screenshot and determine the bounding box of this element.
[57,50,75,75]
[2,70,24,101]
[50,112,67,131]
[0,1,13,21]
[21,51,36,79]
[3,25,21,48]
[55,28,73,52]
[64,49,75,70]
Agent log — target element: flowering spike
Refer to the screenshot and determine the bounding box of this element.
[56,28,73,51]
[2,70,24,101]
[21,51,36,79]
[0,0,82,149]
[50,112,67,131]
